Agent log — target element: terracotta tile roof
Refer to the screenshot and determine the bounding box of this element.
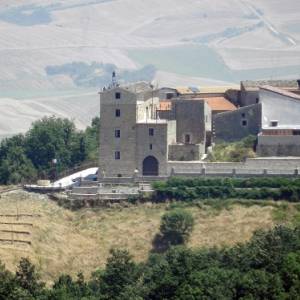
[202,97,237,111]
[159,101,172,111]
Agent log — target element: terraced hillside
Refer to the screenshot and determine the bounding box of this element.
[0,189,299,283]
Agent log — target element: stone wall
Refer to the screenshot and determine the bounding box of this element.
[213,104,261,142]
[240,89,259,107]
[257,135,300,157]
[167,120,177,145]
[174,100,207,144]
[168,144,205,161]
[168,157,300,175]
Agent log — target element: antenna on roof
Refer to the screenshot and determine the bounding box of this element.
[111,71,118,88]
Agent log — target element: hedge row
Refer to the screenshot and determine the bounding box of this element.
[153,177,300,189]
[152,178,300,202]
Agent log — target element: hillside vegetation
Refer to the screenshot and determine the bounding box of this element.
[207,136,256,162]
[1,190,300,284]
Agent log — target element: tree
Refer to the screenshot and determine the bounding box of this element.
[15,258,45,297]
[236,269,284,299]
[0,261,16,300]
[25,116,76,170]
[0,115,99,184]
[96,249,141,299]
[160,209,194,245]
[51,273,92,299]
[84,116,100,161]
[281,251,300,296]
[0,135,37,184]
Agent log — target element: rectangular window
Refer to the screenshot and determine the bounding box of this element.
[115,92,121,99]
[149,128,154,136]
[115,151,120,160]
[115,109,121,117]
[149,144,153,150]
[115,129,120,138]
[185,134,191,144]
[242,120,247,127]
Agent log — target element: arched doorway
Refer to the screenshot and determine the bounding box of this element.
[143,156,159,176]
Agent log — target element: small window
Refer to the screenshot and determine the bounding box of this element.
[185,134,191,144]
[115,151,120,160]
[270,121,278,127]
[166,93,173,99]
[241,113,246,118]
[115,129,120,138]
[117,174,122,177]
[115,92,121,99]
[149,144,153,150]
[115,109,121,117]
[149,128,154,136]
[256,98,259,103]
[242,120,247,127]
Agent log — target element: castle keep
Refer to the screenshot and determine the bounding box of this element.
[98,82,211,179]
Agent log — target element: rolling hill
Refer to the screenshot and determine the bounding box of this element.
[0,0,299,137]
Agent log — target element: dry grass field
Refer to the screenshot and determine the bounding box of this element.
[0,190,299,283]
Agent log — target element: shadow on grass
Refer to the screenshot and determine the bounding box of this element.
[151,233,171,254]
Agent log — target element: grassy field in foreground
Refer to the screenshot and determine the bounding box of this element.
[0,190,299,283]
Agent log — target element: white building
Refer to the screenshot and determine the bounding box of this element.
[257,86,300,156]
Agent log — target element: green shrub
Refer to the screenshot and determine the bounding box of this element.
[160,209,194,245]
[152,177,300,203]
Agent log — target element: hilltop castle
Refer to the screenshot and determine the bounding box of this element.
[98,79,300,181]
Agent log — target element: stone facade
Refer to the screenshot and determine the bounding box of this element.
[97,81,300,182]
[213,104,261,142]
[99,87,138,178]
[168,143,205,161]
[257,135,300,157]
[136,121,176,176]
[174,100,211,144]
[99,83,211,179]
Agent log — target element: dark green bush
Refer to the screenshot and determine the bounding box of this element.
[160,209,194,245]
[152,177,300,202]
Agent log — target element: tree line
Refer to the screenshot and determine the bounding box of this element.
[0,116,99,184]
[0,224,299,299]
